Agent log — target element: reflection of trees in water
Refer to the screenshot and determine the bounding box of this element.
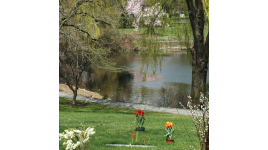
[156,83,190,108]
[163,53,190,66]
[81,67,192,107]
[84,68,134,101]
[132,72,163,82]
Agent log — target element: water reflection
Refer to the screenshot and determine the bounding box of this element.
[83,69,134,100]
[132,71,163,82]
[82,53,199,108]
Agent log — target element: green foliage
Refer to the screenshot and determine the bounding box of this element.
[135,115,145,127]
[77,4,101,39]
[96,29,136,55]
[148,0,188,17]
[174,23,193,49]
[88,17,100,39]
[135,112,145,127]
[165,127,175,139]
[139,35,164,76]
[127,0,193,76]
[59,0,135,96]
[173,22,194,65]
[118,7,135,29]
[202,0,209,26]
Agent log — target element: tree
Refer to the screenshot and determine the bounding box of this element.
[59,0,125,105]
[59,32,96,105]
[161,0,210,149]
[185,1,209,149]
[128,0,209,105]
[185,0,209,105]
[126,0,169,33]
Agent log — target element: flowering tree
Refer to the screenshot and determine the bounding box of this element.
[178,93,209,150]
[126,0,144,17]
[126,0,169,32]
[187,93,209,150]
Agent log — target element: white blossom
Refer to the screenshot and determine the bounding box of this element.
[59,127,95,150]
[185,92,209,148]
[73,141,80,149]
[73,130,81,133]
[126,0,169,30]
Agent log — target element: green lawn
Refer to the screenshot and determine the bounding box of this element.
[119,27,175,36]
[59,97,200,150]
[119,25,208,39]
[119,28,145,34]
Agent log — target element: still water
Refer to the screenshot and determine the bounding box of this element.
[82,52,208,107]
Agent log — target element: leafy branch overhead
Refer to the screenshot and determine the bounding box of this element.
[59,0,122,42]
[59,0,129,105]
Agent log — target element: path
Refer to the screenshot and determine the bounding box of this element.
[59,92,192,116]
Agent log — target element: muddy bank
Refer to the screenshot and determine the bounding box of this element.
[59,84,103,99]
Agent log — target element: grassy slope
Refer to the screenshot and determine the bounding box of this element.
[59,97,200,150]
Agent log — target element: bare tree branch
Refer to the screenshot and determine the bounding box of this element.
[75,12,112,27]
[61,24,97,41]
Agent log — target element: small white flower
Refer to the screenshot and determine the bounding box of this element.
[73,130,81,133]
[64,134,69,139]
[67,140,72,144]
[73,141,80,149]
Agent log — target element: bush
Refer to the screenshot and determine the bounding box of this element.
[95,29,136,53]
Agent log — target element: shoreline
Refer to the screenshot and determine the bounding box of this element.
[59,84,104,99]
[59,91,192,116]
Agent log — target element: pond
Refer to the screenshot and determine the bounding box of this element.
[82,52,208,108]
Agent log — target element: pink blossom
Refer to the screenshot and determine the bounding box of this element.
[126,1,169,30]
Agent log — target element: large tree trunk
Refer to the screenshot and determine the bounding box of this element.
[191,41,208,104]
[186,0,209,104]
[186,1,209,150]
[191,60,208,104]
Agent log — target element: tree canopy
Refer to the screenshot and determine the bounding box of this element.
[59,0,129,104]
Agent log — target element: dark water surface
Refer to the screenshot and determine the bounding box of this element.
[82,52,208,107]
